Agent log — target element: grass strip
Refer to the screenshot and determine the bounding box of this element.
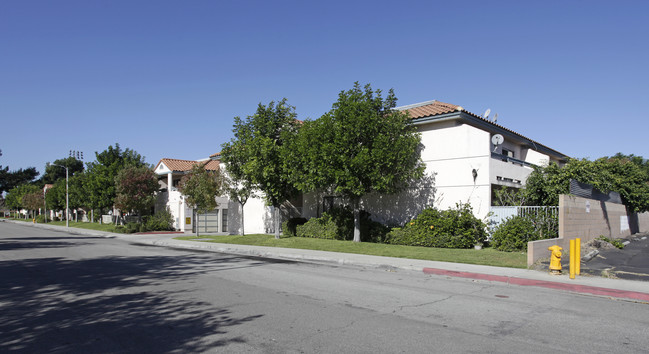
[176,234,527,269]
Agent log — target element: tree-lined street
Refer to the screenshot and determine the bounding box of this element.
[1,221,647,353]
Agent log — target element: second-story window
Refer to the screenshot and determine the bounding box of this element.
[502,148,514,158]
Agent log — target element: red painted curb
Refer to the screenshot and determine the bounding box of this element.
[423,268,649,302]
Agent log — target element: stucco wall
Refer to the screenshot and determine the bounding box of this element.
[418,122,491,220]
[228,197,271,235]
[489,158,534,186]
[523,149,550,166]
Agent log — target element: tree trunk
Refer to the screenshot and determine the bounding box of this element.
[274,205,280,239]
[240,202,245,236]
[352,197,361,243]
[195,210,200,238]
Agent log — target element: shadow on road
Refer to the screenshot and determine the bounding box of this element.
[0,253,266,352]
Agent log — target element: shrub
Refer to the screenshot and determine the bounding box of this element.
[282,217,308,237]
[597,235,625,249]
[384,203,486,248]
[35,214,51,223]
[524,208,559,239]
[296,206,389,242]
[142,208,175,232]
[490,216,539,251]
[124,222,140,234]
[296,213,338,239]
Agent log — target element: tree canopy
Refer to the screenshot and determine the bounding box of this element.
[178,163,223,214]
[523,154,649,213]
[114,166,159,216]
[289,82,424,242]
[22,191,44,214]
[5,184,40,211]
[42,157,85,184]
[220,99,300,239]
[84,143,148,213]
[0,148,40,194]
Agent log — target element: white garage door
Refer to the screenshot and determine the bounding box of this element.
[195,210,219,233]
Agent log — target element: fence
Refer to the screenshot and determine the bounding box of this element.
[489,206,559,231]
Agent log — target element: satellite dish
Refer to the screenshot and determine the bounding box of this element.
[483,108,491,119]
[491,134,504,152]
[493,113,498,123]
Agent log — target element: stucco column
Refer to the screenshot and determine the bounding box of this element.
[167,173,173,192]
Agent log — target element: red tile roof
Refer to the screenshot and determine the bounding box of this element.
[156,158,220,172]
[400,100,463,119]
[397,100,568,159]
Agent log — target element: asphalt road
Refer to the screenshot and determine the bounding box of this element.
[581,235,649,281]
[1,222,648,353]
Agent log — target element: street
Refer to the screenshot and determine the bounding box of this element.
[1,221,648,353]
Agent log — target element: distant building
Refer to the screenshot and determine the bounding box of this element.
[154,156,271,234]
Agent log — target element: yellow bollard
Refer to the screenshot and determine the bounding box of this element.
[575,238,581,276]
[569,239,575,279]
[548,245,562,274]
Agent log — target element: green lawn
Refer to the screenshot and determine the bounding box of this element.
[176,234,527,269]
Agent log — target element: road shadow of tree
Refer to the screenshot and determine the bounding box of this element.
[0,253,267,352]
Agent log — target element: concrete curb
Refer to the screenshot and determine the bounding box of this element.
[5,219,648,302]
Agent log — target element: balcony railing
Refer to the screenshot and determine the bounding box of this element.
[491,152,534,167]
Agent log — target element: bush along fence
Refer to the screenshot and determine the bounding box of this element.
[489,206,559,252]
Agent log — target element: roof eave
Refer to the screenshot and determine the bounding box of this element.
[410,111,569,161]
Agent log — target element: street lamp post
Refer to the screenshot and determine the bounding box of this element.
[53,164,69,228]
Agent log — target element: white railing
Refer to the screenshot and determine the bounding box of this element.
[489,206,558,228]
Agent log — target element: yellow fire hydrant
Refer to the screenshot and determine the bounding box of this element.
[548,245,562,274]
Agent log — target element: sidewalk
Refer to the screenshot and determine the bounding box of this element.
[4,219,649,302]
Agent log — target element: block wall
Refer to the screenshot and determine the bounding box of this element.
[527,195,649,266]
[559,195,630,241]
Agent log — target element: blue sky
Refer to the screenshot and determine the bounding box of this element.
[2,0,648,175]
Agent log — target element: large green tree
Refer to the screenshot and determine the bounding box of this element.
[84,143,148,215]
[22,191,44,218]
[222,172,255,236]
[525,155,649,213]
[178,163,223,236]
[42,157,84,185]
[220,99,300,239]
[5,184,40,218]
[290,83,424,242]
[1,149,40,194]
[114,166,159,217]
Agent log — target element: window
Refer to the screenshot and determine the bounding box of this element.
[221,209,228,232]
[502,148,514,158]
